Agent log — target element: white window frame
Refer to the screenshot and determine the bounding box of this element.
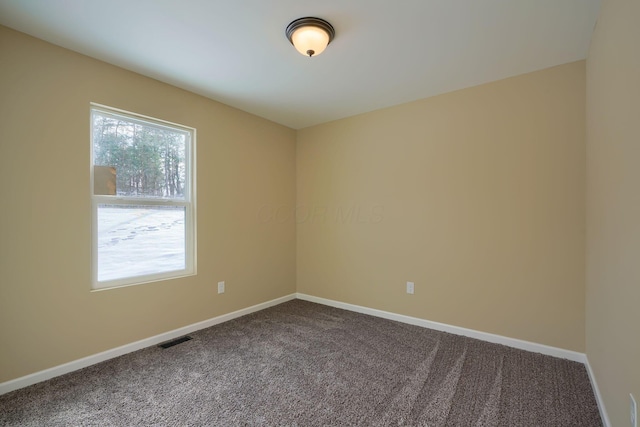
[90,103,196,290]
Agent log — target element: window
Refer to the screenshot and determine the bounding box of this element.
[91,104,196,289]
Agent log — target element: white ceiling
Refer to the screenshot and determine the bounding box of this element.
[0,0,600,129]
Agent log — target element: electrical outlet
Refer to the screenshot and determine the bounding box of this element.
[631,394,637,427]
[406,281,414,295]
[217,281,225,294]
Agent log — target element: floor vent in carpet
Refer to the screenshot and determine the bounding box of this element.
[158,336,193,349]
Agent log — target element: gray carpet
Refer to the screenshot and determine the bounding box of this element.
[0,300,602,426]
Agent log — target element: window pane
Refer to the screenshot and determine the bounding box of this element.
[97,205,186,282]
[92,111,187,200]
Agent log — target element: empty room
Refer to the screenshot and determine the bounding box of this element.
[0,0,638,426]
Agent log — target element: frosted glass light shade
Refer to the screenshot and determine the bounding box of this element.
[291,26,330,57]
[286,17,335,57]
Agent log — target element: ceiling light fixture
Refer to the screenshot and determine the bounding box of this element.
[286,17,335,57]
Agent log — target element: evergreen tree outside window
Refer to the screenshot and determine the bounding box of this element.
[91,104,196,289]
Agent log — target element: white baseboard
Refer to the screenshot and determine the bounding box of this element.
[584,356,611,427]
[300,293,611,425]
[1,291,609,427]
[0,293,297,396]
[296,293,587,363]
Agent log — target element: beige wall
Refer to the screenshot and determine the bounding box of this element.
[586,0,640,425]
[0,21,597,388]
[0,26,296,383]
[297,61,586,351]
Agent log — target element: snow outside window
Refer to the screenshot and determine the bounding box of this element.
[91,104,196,290]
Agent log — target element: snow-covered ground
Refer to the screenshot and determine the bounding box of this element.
[97,206,185,282]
